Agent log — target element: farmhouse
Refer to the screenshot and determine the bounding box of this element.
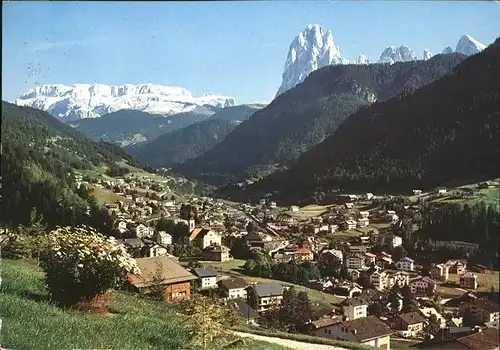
[130,256,197,302]
[311,315,394,349]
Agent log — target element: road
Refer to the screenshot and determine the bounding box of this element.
[233,331,349,350]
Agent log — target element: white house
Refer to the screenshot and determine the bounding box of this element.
[390,235,403,248]
[396,257,415,272]
[357,218,370,227]
[346,255,365,269]
[135,223,149,238]
[436,188,447,196]
[349,245,370,254]
[364,193,374,200]
[342,298,368,320]
[290,206,300,212]
[345,203,355,209]
[154,231,172,246]
[220,278,249,300]
[193,267,218,290]
[385,210,399,222]
[311,316,393,349]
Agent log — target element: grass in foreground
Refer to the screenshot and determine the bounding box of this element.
[0,259,289,350]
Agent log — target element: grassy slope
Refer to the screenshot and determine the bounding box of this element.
[0,260,288,350]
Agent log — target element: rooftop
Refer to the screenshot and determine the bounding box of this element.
[220,277,249,290]
[232,298,259,320]
[467,298,500,313]
[252,283,284,297]
[130,256,197,288]
[457,328,500,349]
[193,267,218,278]
[397,312,427,325]
[340,316,394,342]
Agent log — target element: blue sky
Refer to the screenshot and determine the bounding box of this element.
[3,1,499,104]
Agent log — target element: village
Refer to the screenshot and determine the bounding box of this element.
[76,171,500,350]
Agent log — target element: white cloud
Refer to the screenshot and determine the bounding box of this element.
[29,37,117,52]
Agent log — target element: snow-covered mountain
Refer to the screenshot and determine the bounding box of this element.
[455,35,487,55]
[275,24,349,97]
[441,35,486,56]
[14,83,235,122]
[275,25,489,96]
[379,45,417,64]
[442,46,454,54]
[423,49,433,60]
[356,54,370,64]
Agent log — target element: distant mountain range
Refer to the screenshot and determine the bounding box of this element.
[13,83,235,122]
[175,53,466,186]
[276,24,488,96]
[231,38,500,204]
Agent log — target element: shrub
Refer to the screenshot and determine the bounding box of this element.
[40,225,139,306]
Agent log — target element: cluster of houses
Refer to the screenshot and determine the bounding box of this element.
[126,253,499,350]
[78,171,499,350]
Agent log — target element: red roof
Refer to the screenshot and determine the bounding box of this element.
[295,248,312,254]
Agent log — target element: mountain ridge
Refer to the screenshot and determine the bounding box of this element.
[14,83,235,122]
[175,53,467,186]
[236,38,500,204]
[128,104,265,168]
[275,24,488,96]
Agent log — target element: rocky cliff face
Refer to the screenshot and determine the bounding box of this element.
[275,24,349,97]
[379,45,417,64]
[276,25,488,97]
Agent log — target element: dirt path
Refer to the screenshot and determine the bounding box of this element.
[233,331,349,350]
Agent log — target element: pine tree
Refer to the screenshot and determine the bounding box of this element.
[181,295,230,350]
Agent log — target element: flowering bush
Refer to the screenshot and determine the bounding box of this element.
[40,225,139,306]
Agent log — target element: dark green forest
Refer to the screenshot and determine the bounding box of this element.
[128,119,239,168]
[239,39,500,203]
[0,102,142,230]
[176,53,466,185]
[419,201,499,268]
[127,104,264,168]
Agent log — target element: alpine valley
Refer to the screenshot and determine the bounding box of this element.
[3,10,500,350]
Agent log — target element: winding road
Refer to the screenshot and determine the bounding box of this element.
[233,331,349,350]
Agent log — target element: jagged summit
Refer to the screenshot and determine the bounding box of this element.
[379,45,417,64]
[423,49,433,60]
[442,46,454,54]
[356,54,370,64]
[275,24,349,97]
[455,34,487,55]
[14,83,235,122]
[275,26,489,97]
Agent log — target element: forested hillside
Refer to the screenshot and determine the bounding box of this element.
[73,106,217,146]
[239,39,500,203]
[128,104,264,168]
[128,119,239,168]
[1,102,143,229]
[176,53,466,185]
